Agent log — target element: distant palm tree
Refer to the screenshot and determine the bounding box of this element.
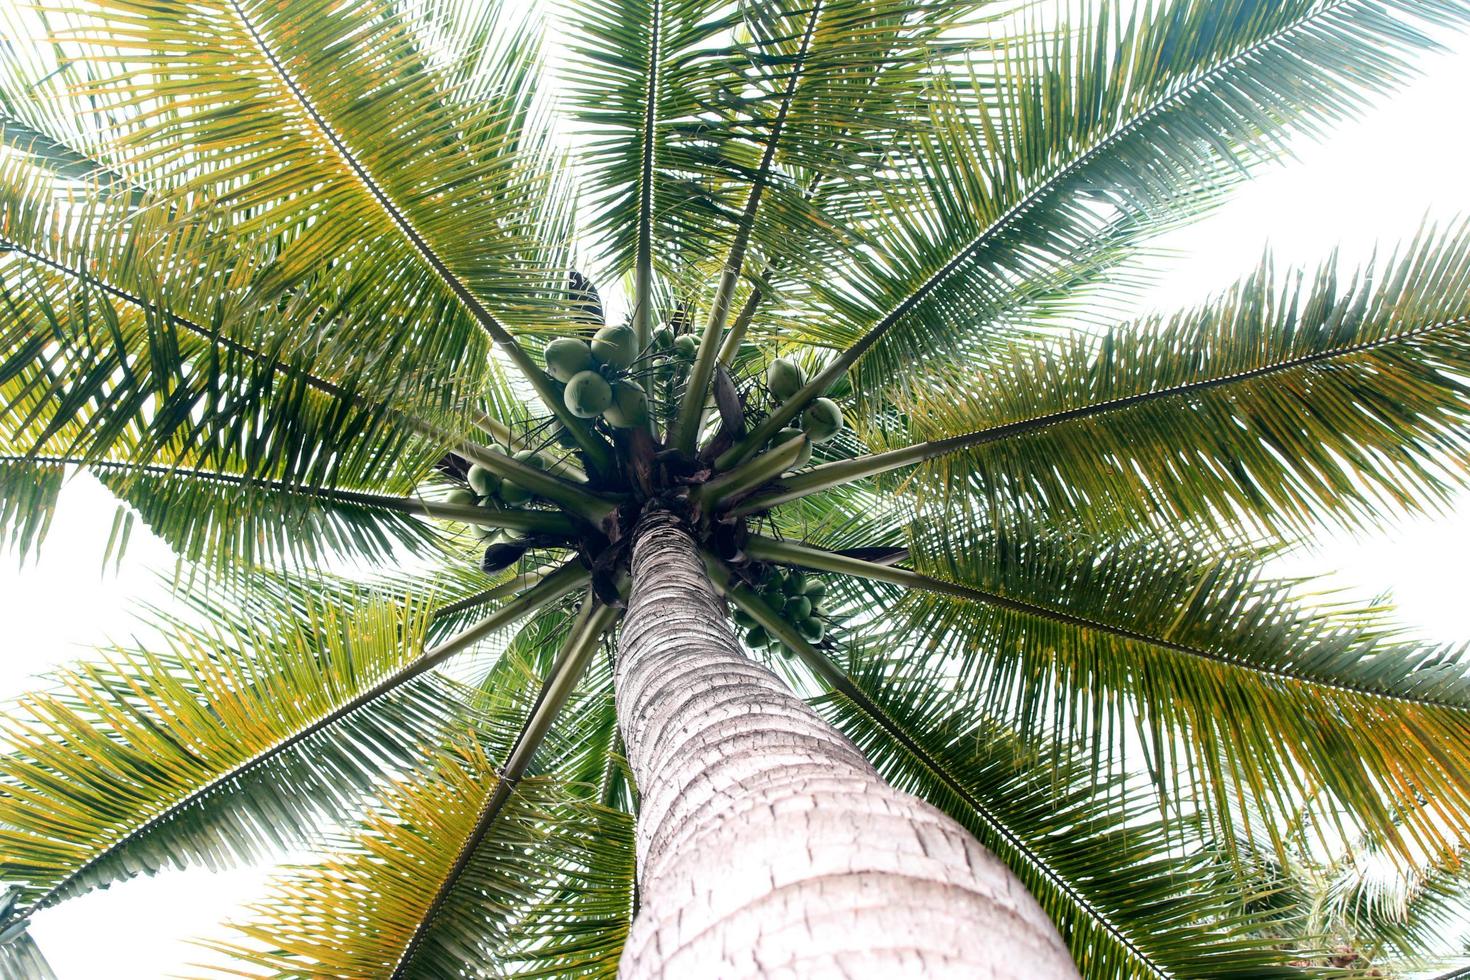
[2,0,1470,975]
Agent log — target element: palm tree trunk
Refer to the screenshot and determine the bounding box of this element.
[614,510,1078,978]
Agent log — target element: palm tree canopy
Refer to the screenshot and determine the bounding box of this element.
[2,0,1470,975]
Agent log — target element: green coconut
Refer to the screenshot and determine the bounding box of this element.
[603,382,648,429]
[499,479,534,506]
[803,578,826,600]
[564,370,614,418]
[764,591,788,615]
[513,449,546,469]
[543,337,595,383]
[797,617,825,642]
[801,397,844,443]
[673,334,698,360]
[773,426,811,467]
[444,487,477,507]
[733,606,756,629]
[745,625,770,648]
[767,357,804,402]
[787,595,812,620]
[591,324,638,369]
[782,571,807,596]
[652,326,674,349]
[475,525,501,543]
[466,464,499,497]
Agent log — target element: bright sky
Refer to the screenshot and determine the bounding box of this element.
[2,18,1470,980]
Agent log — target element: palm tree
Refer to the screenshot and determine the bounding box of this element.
[2,0,1470,974]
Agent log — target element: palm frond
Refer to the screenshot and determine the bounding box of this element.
[770,224,1470,544]
[0,585,474,915]
[726,0,1470,462]
[200,738,633,979]
[202,597,630,978]
[771,517,1470,859]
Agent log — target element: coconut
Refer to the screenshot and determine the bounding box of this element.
[787,595,812,620]
[773,426,811,467]
[499,479,534,506]
[765,591,788,615]
[801,397,844,443]
[653,326,674,349]
[591,324,637,369]
[733,606,756,629]
[475,525,501,543]
[673,334,698,360]
[444,488,477,507]
[745,625,769,648]
[782,571,807,596]
[603,381,648,429]
[543,337,595,382]
[564,370,614,418]
[513,449,546,469]
[767,357,804,401]
[797,617,825,642]
[803,578,826,599]
[466,464,499,497]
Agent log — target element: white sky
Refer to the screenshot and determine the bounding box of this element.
[2,19,1470,980]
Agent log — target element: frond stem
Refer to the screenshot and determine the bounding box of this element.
[388,594,621,977]
[670,0,823,454]
[738,311,1470,514]
[745,535,1470,711]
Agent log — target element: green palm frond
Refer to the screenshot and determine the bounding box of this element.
[203,597,630,977]
[0,585,487,916]
[0,455,461,570]
[768,223,1470,543]
[753,524,1470,858]
[200,738,634,979]
[727,0,1470,461]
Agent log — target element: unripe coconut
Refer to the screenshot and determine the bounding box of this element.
[782,571,807,596]
[797,617,825,642]
[801,397,844,443]
[543,337,594,382]
[445,488,477,507]
[564,370,614,418]
[773,426,811,467]
[591,324,637,369]
[499,479,533,506]
[673,334,698,360]
[603,382,648,429]
[475,525,501,543]
[767,357,804,402]
[652,326,674,349]
[466,464,499,497]
[745,625,769,648]
[765,591,788,615]
[788,595,813,620]
[513,449,546,470]
[804,579,827,600]
[733,606,755,629]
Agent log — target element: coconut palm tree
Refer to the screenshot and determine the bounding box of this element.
[3,0,1470,975]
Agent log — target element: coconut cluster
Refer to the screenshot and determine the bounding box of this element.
[731,567,828,653]
[765,357,843,455]
[446,448,553,571]
[545,326,649,429]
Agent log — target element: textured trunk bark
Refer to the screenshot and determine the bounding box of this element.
[615,511,1078,978]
